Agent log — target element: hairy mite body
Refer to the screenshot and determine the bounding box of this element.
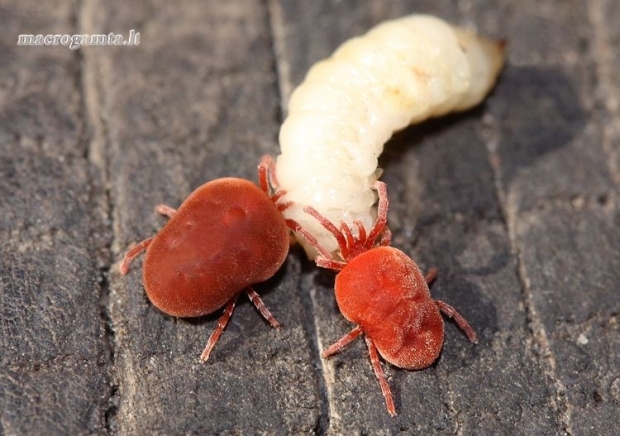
[142,178,288,318]
[120,157,297,361]
[335,246,445,369]
[296,181,477,416]
[276,14,505,256]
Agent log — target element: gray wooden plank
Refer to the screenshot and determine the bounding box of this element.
[271,0,589,434]
[591,0,620,186]
[272,2,609,434]
[480,0,620,434]
[81,1,321,433]
[0,1,110,434]
[397,119,560,435]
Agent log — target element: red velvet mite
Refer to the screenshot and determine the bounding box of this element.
[295,181,478,416]
[120,156,298,362]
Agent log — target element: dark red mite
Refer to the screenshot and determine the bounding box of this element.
[296,181,478,416]
[120,156,298,362]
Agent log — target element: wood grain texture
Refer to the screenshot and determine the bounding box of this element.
[80,0,320,434]
[1,0,618,434]
[0,1,109,434]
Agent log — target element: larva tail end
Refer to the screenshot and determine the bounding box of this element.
[474,34,507,83]
[451,28,507,110]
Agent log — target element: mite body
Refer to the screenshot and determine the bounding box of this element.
[297,181,477,416]
[275,14,505,256]
[120,157,296,361]
[335,247,446,370]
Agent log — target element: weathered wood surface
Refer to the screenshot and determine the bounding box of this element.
[1,0,618,434]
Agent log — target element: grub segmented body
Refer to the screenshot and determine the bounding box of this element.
[275,14,505,256]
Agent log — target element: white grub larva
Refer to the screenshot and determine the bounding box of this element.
[274,14,505,257]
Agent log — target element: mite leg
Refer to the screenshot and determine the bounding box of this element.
[354,221,367,245]
[365,181,389,249]
[258,155,273,194]
[273,192,293,212]
[308,180,389,258]
[322,326,363,358]
[259,155,292,211]
[357,218,392,249]
[155,204,177,218]
[258,154,281,191]
[290,215,346,270]
[303,205,350,259]
[424,268,438,285]
[119,237,153,275]
[342,222,357,251]
[246,287,281,329]
[435,300,478,344]
[315,256,346,271]
[200,295,239,362]
[119,205,177,274]
[284,219,302,248]
[365,336,397,417]
[379,227,392,247]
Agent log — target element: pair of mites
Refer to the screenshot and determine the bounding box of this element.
[120,156,477,416]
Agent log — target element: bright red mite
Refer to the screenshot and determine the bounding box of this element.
[120,156,298,362]
[296,181,478,416]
